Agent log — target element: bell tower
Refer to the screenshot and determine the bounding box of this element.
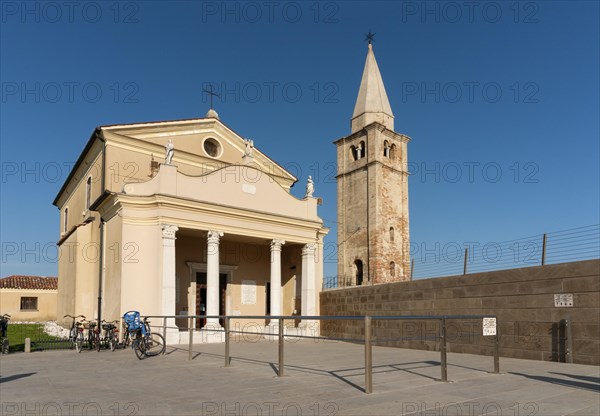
[335,40,411,285]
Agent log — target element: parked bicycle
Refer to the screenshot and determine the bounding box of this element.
[1,314,11,354]
[122,311,165,360]
[64,314,85,349]
[99,320,119,351]
[74,316,86,353]
[87,320,101,351]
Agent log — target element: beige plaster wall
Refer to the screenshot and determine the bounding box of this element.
[102,214,123,322]
[57,231,77,319]
[119,222,162,316]
[0,289,58,322]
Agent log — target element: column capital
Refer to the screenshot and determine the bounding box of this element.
[161,224,178,240]
[270,239,286,250]
[302,243,316,256]
[207,230,224,245]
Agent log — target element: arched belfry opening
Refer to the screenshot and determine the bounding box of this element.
[354,259,364,286]
[389,144,396,159]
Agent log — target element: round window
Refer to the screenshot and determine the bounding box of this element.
[203,138,221,158]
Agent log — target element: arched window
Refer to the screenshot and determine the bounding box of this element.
[390,261,396,278]
[389,144,397,160]
[358,141,366,159]
[389,227,395,242]
[383,140,390,157]
[354,260,364,286]
[86,176,92,210]
[64,207,69,233]
[350,145,358,161]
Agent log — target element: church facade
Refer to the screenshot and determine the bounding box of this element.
[54,112,328,341]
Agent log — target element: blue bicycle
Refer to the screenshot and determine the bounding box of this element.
[123,311,165,360]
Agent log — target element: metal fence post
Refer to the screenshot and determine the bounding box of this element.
[410,259,414,278]
[494,323,500,374]
[440,317,448,382]
[541,233,547,265]
[163,316,167,343]
[463,248,468,275]
[565,315,573,364]
[188,316,194,361]
[278,317,284,377]
[364,316,372,394]
[224,317,230,367]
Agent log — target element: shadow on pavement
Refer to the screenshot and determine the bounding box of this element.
[0,372,36,384]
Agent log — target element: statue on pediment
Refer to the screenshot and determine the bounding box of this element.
[165,140,174,165]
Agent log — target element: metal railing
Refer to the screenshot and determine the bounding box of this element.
[145,314,500,394]
[324,224,599,288]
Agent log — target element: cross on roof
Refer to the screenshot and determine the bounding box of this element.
[364,31,376,44]
[202,84,220,109]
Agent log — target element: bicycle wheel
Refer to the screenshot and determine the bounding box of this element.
[75,333,83,353]
[133,339,146,360]
[144,333,165,357]
[110,335,117,351]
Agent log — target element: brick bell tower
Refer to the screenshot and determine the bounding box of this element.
[335,40,411,285]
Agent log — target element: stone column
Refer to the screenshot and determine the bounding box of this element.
[206,230,224,327]
[161,224,178,343]
[270,240,285,322]
[300,243,317,329]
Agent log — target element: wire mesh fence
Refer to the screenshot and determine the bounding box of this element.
[323,224,599,289]
[5,321,73,352]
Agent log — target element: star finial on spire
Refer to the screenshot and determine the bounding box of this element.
[364,31,376,45]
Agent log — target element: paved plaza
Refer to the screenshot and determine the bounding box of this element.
[0,339,598,415]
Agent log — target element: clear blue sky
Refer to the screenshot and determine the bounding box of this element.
[1,1,598,278]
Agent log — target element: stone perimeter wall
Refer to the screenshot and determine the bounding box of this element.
[320,260,599,365]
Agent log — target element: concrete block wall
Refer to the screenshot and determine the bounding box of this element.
[320,260,599,365]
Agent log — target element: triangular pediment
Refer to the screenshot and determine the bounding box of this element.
[101,118,296,189]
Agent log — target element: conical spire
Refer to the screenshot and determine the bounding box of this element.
[351,43,394,133]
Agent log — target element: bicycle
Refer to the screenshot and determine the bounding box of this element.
[64,314,85,350]
[123,311,165,360]
[1,314,11,354]
[74,317,86,353]
[99,320,119,351]
[87,320,101,351]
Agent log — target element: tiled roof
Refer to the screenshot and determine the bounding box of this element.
[0,275,58,290]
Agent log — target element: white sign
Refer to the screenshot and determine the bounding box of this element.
[554,293,574,307]
[483,317,497,336]
[241,280,256,305]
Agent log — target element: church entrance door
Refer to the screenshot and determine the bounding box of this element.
[196,272,227,328]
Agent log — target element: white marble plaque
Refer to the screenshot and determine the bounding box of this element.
[242,184,256,194]
[554,293,573,307]
[483,317,497,336]
[241,280,256,305]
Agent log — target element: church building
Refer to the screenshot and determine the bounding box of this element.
[54,40,409,342]
[54,107,328,341]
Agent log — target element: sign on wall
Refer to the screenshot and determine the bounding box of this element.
[554,293,574,307]
[483,317,497,336]
[241,280,256,305]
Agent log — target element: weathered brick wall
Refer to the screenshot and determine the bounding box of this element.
[320,260,600,365]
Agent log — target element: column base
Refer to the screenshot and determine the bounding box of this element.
[298,320,320,337]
